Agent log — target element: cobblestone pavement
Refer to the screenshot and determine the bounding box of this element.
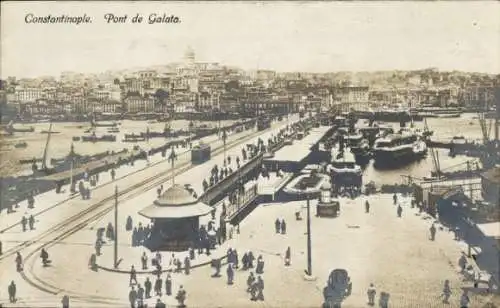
[2,193,498,307]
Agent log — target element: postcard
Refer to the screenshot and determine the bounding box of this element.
[0,1,499,307]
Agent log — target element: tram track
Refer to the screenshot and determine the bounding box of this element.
[0,124,269,260]
[1,121,291,301]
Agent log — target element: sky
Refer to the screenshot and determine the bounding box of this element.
[1,1,499,78]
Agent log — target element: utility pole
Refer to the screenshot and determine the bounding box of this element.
[114,185,118,268]
[306,193,312,277]
[222,128,227,166]
[168,148,177,186]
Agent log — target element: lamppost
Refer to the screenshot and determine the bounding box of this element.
[113,185,119,268]
[222,128,227,166]
[305,191,313,279]
[168,147,177,186]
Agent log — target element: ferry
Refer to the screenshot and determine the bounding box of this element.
[328,148,362,187]
[343,133,371,164]
[373,133,427,167]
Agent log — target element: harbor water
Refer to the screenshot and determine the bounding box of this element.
[2,114,497,186]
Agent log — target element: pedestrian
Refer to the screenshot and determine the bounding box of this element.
[141,252,148,270]
[213,258,221,277]
[130,265,138,286]
[111,169,116,181]
[137,284,144,307]
[430,223,437,241]
[128,286,137,308]
[27,193,35,209]
[21,216,27,232]
[393,193,397,205]
[256,276,264,301]
[460,290,470,308]
[256,255,264,274]
[0,240,2,256]
[247,272,255,292]
[175,285,186,308]
[154,276,163,296]
[285,246,291,266]
[28,215,35,230]
[281,219,286,234]
[397,204,403,218]
[458,254,467,272]
[233,249,239,269]
[155,298,166,308]
[165,273,172,296]
[441,280,452,303]
[227,263,234,285]
[250,280,258,301]
[275,218,280,233]
[126,216,133,231]
[184,256,191,275]
[367,283,376,306]
[89,253,97,271]
[365,201,370,213]
[15,252,23,272]
[95,239,102,256]
[144,277,152,299]
[61,294,70,308]
[248,251,255,268]
[189,247,195,260]
[8,281,16,303]
[176,258,182,273]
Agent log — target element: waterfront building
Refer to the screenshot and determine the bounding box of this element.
[138,184,212,251]
[14,87,43,103]
[124,95,155,113]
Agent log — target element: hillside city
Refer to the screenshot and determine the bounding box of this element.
[1,47,499,120]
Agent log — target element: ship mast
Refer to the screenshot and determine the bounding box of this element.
[41,121,53,171]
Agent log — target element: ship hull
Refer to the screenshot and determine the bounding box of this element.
[373,146,426,168]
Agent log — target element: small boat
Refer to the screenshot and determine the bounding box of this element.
[14,142,28,148]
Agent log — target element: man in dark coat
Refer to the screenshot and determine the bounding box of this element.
[129,266,138,286]
[430,223,437,241]
[0,240,3,256]
[165,273,172,296]
[365,201,370,213]
[242,252,249,270]
[227,263,234,285]
[95,239,102,256]
[285,247,291,266]
[256,276,265,301]
[15,252,23,272]
[184,256,191,275]
[128,286,137,308]
[141,252,148,270]
[247,251,255,268]
[8,281,16,303]
[256,255,264,274]
[281,219,287,234]
[275,218,281,233]
[155,298,166,308]
[175,285,186,307]
[61,294,70,308]
[21,216,27,232]
[28,215,35,230]
[144,277,152,299]
[246,272,255,292]
[137,284,144,307]
[189,247,195,260]
[397,204,403,218]
[126,216,133,231]
[154,276,163,296]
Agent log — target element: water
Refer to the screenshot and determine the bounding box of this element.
[362,113,497,186]
[0,119,240,175]
[1,114,497,184]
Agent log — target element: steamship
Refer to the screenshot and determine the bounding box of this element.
[373,132,427,168]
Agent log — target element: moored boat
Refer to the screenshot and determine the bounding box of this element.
[328,147,362,188]
[373,132,427,168]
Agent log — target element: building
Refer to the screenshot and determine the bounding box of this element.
[124,95,155,113]
[138,184,212,251]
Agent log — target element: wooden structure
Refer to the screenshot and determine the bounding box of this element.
[139,184,212,251]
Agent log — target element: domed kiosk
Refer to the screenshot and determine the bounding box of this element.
[139,184,212,251]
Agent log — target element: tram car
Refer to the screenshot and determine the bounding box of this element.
[191,143,211,164]
[257,117,271,131]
